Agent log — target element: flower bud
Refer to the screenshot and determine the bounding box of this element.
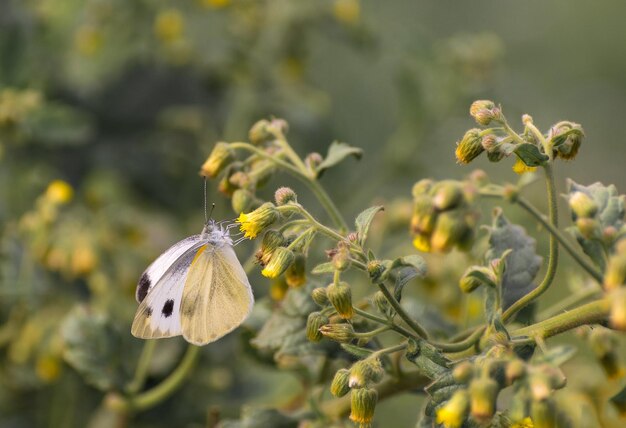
[269,277,288,301]
[605,251,626,290]
[327,281,353,319]
[531,399,556,428]
[412,179,434,197]
[410,196,436,235]
[412,234,432,252]
[469,100,501,126]
[349,358,384,388]
[568,192,598,219]
[550,121,584,161]
[256,230,286,266]
[430,212,470,253]
[349,387,378,426]
[238,202,279,239]
[575,218,598,239]
[332,244,351,271]
[330,368,351,397]
[505,359,526,385]
[261,247,294,278]
[459,265,497,293]
[469,377,500,422]
[610,288,626,331]
[231,189,256,215]
[305,152,323,173]
[452,361,474,384]
[455,129,485,164]
[372,291,390,315]
[45,180,74,205]
[285,252,306,287]
[435,390,470,428]
[311,287,329,306]
[589,327,623,379]
[512,158,537,175]
[367,260,390,283]
[200,142,234,178]
[248,119,274,145]
[432,181,464,211]
[480,134,499,152]
[306,312,329,342]
[274,187,297,206]
[319,323,355,343]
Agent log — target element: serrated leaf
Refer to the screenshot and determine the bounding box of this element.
[340,343,373,358]
[514,143,549,167]
[355,205,384,246]
[311,262,334,275]
[61,306,128,391]
[315,141,363,177]
[485,210,542,311]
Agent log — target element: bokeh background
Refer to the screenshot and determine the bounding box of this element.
[1,1,625,427]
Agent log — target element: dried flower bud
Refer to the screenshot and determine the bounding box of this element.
[349,387,378,426]
[550,121,584,161]
[327,281,353,319]
[238,202,279,239]
[261,247,294,278]
[285,252,306,287]
[306,312,329,342]
[469,377,499,422]
[455,128,485,164]
[330,368,351,397]
[319,323,355,343]
[231,189,256,215]
[248,119,274,145]
[569,191,598,219]
[311,287,329,306]
[436,390,470,428]
[200,142,234,178]
[274,187,297,206]
[480,134,498,152]
[610,288,626,331]
[332,245,351,271]
[432,181,464,211]
[469,100,501,126]
[452,361,474,384]
[349,358,384,388]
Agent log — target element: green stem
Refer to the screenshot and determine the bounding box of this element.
[432,326,486,353]
[375,281,429,340]
[354,326,390,340]
[125,340,157,394]
[370,342,408,359]
[502,164,559,322]
[501,121,527,145]
[353,307,415,338]
[109,345,200,413]
[511,299,610,341]
[537,285,602,319]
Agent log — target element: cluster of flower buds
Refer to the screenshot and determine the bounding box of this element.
[547,121,584,161]
[329,358,384,427]
[410,179,478,252]
[200,118,289,213]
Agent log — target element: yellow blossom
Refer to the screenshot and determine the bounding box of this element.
[154,9,184,43]
[436,390,469,428]
[333,0,360,25]
[45,180,74,204]
[513,158,537,174]
[511,417,534,428]
[237,202,278,239]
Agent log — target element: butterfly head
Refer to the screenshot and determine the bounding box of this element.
[201,219,233,247]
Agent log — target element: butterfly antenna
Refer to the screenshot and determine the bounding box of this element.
[203,177,208,224]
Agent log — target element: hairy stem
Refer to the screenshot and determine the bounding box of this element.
[502,164,559,322]
[375,281,429,340]
[125,340,157,394]
[353,307,415,338]
[433,326,485,353]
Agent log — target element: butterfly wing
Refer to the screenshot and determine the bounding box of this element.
[135,235,203,303]
[180,244,254,345]
[131,241,207,339]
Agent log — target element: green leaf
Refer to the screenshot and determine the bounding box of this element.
[340,343,373,358]
[23,103,94,145]
[355,205,384,246]
[610,384,626,413]
[316,141,363,177]
[485,209,542,311]
[392,254,427,301]
[61,306,129,391]
[405,338,449,379]
[513,143,549,167]
[311,262,334,275]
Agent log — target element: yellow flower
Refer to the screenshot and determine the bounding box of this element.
[237,202,278,239]
[333,0,360,25]
[512,158,537,174]
[36,355,61,383]
[511,417,534,428]
[412,234,431,252]
[45,180,73,204]
[200,0,231,8]
[154,9,184,43]
[261,247,294,278]
[436,390,469,428]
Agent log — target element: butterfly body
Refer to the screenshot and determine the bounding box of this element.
[131,220,253,345]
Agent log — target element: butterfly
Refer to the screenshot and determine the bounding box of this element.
[131,219,254,345]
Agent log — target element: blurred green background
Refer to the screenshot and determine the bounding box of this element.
[1,0,625,427]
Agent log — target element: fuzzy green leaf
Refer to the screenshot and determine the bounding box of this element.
[514,143,549,167]
[485,209,542,311]
[340,343,373,358]
[392,255,427,301]
[355,205,384,246]
[316,141,363,177]
[311,262,334,275]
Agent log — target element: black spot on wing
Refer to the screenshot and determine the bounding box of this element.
[137,273,151,302]
[146,307,153,317]
[162,299,175,318]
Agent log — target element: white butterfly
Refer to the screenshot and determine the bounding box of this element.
[131,220,254,346]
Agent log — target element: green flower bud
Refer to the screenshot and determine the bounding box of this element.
[432,181,464,211]
[505,359,527,385]
[349,358,384,388]
[319,323,355,343]
[480,134,499,152]
[330,368,351,397]
[349,387,378,426]
[372,291,390,315]
[435,389,470,428]
[327,281,353,319]
[304,152,323,173]
[575,218,599,239]
[469,377,500,422]
[455,128,485,164]
[247,159,275,188]
[550,121,584,161]
[200,142,234,178]
[569,191,598,219]
[261,247,294,278]
[452,361,474,384]
[238,202,279,239]
[248,119,274,145]
[412,179,434,198]
[367,260,390,283]
[469,100,501,126]
[256,230,286,266]
[285,252,306,287]
[274,186,297,206]
[410,196,436,235]
[430,212,470,253]
[306,312,329,342]
[311,287,329,306]
[610,288,626,331]
[231,189,256,216]
[605,250,626,290]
